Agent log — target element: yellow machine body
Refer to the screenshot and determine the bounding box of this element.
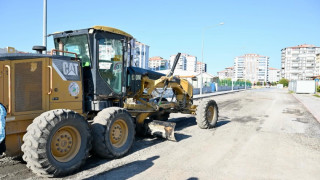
[0,26,198,156]
[0,57,82,156]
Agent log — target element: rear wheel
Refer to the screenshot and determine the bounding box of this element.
[21,109,91,177]
[196,99,219,129]
[92,107,135,159]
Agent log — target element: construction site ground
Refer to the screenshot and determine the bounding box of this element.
[1,88,320,180]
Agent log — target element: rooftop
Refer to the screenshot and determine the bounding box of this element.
[269,67,280,70]
[149,56,165,61]
[135,41,149,46]
[282,44,319,50]
[170,53,196,58]
[236,54,268,58]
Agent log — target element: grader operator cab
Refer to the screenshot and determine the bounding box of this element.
[0,26,219,177]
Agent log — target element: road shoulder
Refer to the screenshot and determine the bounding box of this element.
[292,93,320,123]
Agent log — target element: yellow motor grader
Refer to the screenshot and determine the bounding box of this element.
[0,26,218,177]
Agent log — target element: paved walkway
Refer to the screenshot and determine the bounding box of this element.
[293,93,320,123]
[193,89,247,99]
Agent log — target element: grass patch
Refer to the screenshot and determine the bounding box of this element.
[313,94,320,98]
[288,91,294,94]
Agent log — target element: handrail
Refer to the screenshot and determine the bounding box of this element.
[4,65,11,114]
[47,66,53,95]
[50,49,78,59]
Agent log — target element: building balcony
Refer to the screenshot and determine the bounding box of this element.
[290,70,301,74]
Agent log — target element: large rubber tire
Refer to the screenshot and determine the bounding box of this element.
[196,99,219,129]
[92,107,135,159]
[21,109,92,177]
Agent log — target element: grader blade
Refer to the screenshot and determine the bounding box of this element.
[146,120,176,141]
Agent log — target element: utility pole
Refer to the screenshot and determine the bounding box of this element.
[43,0,47,52]
[200,22,224,95]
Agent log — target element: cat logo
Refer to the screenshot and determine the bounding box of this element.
[63,62,79,76]
[52,59,80,81]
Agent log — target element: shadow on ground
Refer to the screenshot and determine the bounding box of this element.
[70,115,231,178]
[84,156,160,180]
[77,116,196,177]
[216,120,231,127]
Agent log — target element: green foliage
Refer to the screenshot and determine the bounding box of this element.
[278,78,289,87]
[218,79,252,87]
[317,86,320,93]
[313,94,320,98]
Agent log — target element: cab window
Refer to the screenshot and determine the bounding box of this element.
[98,38,123,94]
[54,35,91,67]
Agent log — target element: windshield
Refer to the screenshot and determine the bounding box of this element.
[54,35,91,67]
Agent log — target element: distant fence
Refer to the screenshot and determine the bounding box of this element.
[153,80,251,97]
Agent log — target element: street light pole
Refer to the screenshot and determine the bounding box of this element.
[43,0,47,52]
[200,22,224,95]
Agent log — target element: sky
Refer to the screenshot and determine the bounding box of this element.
[0,0,319,75]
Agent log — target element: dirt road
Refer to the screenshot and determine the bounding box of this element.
[1,88,320,180]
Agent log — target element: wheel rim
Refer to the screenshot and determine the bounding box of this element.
[207,106,215,123]
[110,119,128,148]
[51,126,81,162]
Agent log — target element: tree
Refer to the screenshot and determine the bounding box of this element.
[278,78,289,87]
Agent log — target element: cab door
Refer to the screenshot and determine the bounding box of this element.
[96,32,125,96]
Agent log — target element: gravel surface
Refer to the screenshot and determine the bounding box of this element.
[1,88,320,180]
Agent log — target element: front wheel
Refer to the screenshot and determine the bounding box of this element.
[21,109,92,177]
[196,99,219,129]
[91,107,135,159]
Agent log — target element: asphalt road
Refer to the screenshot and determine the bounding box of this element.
[1,88,320,180]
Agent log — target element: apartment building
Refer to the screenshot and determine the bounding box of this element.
[316,53,320,76]
[234,54,269,83]
[186,55,197,72]
[170,54,186,70]
[268,67,280,83]
[149,56,169,71]
[133,41,149,69]
[0,47,24,53]
[169,53,198,72]
[281,44,320,80]
[217,67,234,79]
[196,61,207,73]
